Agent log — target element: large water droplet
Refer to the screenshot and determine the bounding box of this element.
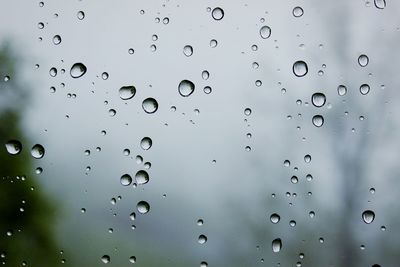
[119,86,136,100]
[198,234,207,244]
[142,98,158,114]
[358,54,369,67]
[293,6,304,17]
[101,255,110,264]
[259,26,271,39]
[337,85,347,96]
[293,61,308,77]
[140,137,152,150]
[183,45,193,57]
[70,63,87,78]
[31,144,45,159]
[312,115,324,127]
[137,201,150,214]
[272,238,282,252]
[360,84,370,95]
[120,174,132,186]
[374,0,386,9]
[135,170,149,185]
[311,93,326,107]
[270,213,280,224]
[178,80,195,97]
[211,7,224,20]
[362,210,375,224]
[5,140,22,155]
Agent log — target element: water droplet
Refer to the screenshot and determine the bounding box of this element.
[358,54,369,67]
[312,115,324,127]
[129,256,136,264]
[119,86,136,100]
[259,26,271,39]
[137,201,150,214]
[5,140,22,155]
[309,211,315,218]
[200,261,208,267]
[283,160,290,167]
[142,98,158,114]
[291,176,298,184]
[337,85,347,96]
[198,234,207,244]
[162,17,169,24]
[77,11,85,20]
[211,7,224,20]
[374,0,386,9]
[120,174,132,186]
[289,220,296,227]
[362,210,375,224]
[31,144,45,159]
[135,170,149,185]
[49,67,57,77]
[304,154,311,163]
[370,187,375,194]
[244,108,252,116]
[140,137,152,150]
[53,35,61,45]
[197,219,204,226]
[360,84,370,95]
[202,70,209,80]
[178,80,195,97]
[272,238,282,252]
[311,93,326,107]
[203,86,212,94]
[101,255,110,264]
[70,63,87,78]
[293,6,304,17]
[108,109,116,117]
[101,72,109,80]
[210,39,218,48]
[293,61,308,77]
[270,213,280,224]
[183,45,193,57]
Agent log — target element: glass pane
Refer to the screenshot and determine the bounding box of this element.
[0,1,398,266]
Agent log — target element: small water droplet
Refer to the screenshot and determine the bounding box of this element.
[360,84,370,95]
[291,176,298,184]
[293,6,304,17]
[49,67,57,77]
[202,70,209,80]
[31,144,45,159]
[178,80,195,97]
[304,154,311,163]
[137,201,150,214]
[311,93,326,107]
[312,115,324,127]
[140,137,152,150]
[362,210,375,224]
[272,238,282,252]
[259,26,271,39]
[270,213,280,224]
[198,234,207,244]
[211,7,224,20]
[293,61,308,77]
[120,174,132,186]
[183,45,193,57]
[197,219,204,226]
[200,261,208,267]
[135,170,149,185]
[77,11,85,20]
[52,35,61,45]
[5,140,22,155]
[70,63,87,78]
[289,220,296,227]
[210,39,218,48]
[142,98,158,114]
[337,85,347,96]
[358,54,369,67]
[374,0,386,9]
[244,108,252,116]
[129,256,136,264]
[101,72,109,80]
[101,255,110,264]
[119,86,136,100]
[203,86,212,94]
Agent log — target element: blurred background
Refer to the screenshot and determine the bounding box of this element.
[0,0,399,266]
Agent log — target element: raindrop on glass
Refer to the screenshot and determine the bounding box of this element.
[270,213,280,224]
[5,140,22,155]
[312,115,324,127]
[362,210,375,224]
[178,80,195,97]
[52,35,62,45]
[101,255,110,264]
[311,93,326,107]
[137,201,150,214]
[272,238,282,252]
[31,144,45,159]
[358,54,369,67]
[293,6,304,17]
[259,26,271,39]
[293,61,308,77]
[140,137,152,150]
[142,98,158,114]
[198,234,207,244]
[337,85,347,96]
[211,7,224,20]
[77,11,85,20]
[120,174,132,186]
[70,63,87,78]
[119,86,136,100]
[374,0,386,9]
[360,84,370,95]
[183,45,193,57]
[135,170,149,185]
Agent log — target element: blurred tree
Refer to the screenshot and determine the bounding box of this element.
[0,42,60,266]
